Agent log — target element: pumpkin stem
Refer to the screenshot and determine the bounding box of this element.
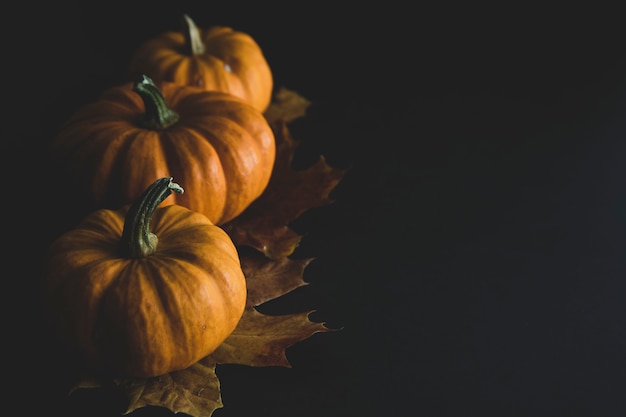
[182,13,206,55]
[120,177,184,258]
[133,75,180,130]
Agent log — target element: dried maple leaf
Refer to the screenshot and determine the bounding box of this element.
[66,88,347,417]
[263,87,311,124]
[240,249,313,307]
[223,89,349,259]
[213,251,329,367]
[118,358,222,417]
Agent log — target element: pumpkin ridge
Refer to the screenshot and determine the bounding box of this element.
[128,254,238,371]
[77,128,141,207]
[100,261,168,374]
[118,130,171,208]
[187,119,261,222]
[150,205,211,234]
[169,57,195,87]
[158,128,228,221]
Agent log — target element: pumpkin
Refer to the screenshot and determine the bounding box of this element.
[50,74,276,225]
[129,14,273,113]
[42,177,247,378]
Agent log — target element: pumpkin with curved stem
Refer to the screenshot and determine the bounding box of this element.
[42,177,248,378]
[129,14,273,113]
[50,74,276,225]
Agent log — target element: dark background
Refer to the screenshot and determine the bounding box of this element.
[4,2,626,416]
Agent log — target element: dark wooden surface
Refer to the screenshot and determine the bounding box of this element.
[4,2,626,416]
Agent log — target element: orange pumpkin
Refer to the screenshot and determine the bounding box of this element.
[42,177,247,377]
[129,14,273,112]
[50,74,276,225]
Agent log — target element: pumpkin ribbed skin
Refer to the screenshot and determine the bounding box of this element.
[129,15,273,112]
[43,184,247,378]
[50,79,276,225]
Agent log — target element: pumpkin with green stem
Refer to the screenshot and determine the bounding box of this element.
[42,177,247,378]
[50,74,276,225]
[129,14,273,112]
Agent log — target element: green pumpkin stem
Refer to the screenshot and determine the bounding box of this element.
[182,13,206,55]
[133,75,180,130]
[120,177,184,258]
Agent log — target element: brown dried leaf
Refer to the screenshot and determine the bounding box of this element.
[210,308,331,367]
[241,249,313,307]
[222,120,348,259]
[264,86,312,124]
[69,374,104,394]
[117,358,222,417]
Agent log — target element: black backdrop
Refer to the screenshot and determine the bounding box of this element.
[4,2,626,417]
